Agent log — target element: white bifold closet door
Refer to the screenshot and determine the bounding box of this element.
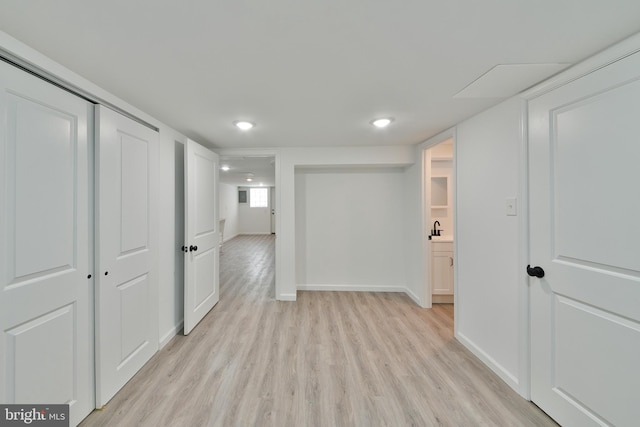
[183,139,219,335]
[95,105,158,406]
[0,61,94,425]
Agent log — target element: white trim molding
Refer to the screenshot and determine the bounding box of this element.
[277,293,297,301]
[297,284,408,293]
[456,331,520,392]
[159,322,183,349]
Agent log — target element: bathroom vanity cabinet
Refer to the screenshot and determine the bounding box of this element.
[432,241,454,297]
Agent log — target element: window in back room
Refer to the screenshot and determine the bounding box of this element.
[249,188,268,208]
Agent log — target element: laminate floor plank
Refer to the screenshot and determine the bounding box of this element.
[80,235,556,427]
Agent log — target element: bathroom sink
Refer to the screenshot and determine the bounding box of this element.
[431,235,453,242]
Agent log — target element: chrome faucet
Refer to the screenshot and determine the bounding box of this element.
[432,221,441,237]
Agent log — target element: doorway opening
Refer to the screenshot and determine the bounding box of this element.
[424,137,455,308]
[424,138,454,304]
[218,155,277,296]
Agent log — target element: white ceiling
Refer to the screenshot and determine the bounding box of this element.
[1,1,640,150]
[220,156,275,187]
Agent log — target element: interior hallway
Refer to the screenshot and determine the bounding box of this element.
[80,235,555,426]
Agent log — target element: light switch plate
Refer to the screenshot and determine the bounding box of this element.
[506,197,517,216]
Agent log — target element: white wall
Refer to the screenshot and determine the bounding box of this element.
[455,96,523,391]
[277,146,415,300]
[158,131,186,347]
[0,31,192,349]
[295,167,406,291]
[402,146,425,305]
[405,33,640,400]
[219,183,239,241]
[238,187,271,234]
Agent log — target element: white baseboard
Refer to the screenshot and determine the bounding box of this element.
[277,293,297,301]
[297,284,407,293]
[404,287,422,306]
[456,331,519,392]
[297,285,406,292]
[296,284,423,307]
[224,233,272,242]
[223,233,238,242]
[159,321,183,349]
[432,294,453,304]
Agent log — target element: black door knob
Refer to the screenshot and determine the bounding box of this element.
[189,245,198,252]
[527,265,545,278]
[181,245,189,252]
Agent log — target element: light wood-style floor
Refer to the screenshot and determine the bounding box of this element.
[81,235,556,427]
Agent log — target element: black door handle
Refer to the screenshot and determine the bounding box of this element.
[181,245,189,253]
[527,265,545,278]
[190,245,198,252]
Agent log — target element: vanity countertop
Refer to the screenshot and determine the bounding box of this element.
[430,235,453,242]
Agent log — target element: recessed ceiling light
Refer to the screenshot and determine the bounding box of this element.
[221,165,230,171]
[246,178,253,182]
[234,121,255,130]
[371,117,394,128]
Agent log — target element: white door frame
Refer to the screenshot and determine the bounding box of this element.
[418,128,456,309]
[516,99,531,399]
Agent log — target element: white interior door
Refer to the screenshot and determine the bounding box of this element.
[184,139,219,335]
[0,61,94,425]
[529,50,640,426]
[95,105,158,406]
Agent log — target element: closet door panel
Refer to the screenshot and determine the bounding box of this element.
[0,60,94,426]
[95,105,158,406]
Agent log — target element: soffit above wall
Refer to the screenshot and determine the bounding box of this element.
[453,63,571,99]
